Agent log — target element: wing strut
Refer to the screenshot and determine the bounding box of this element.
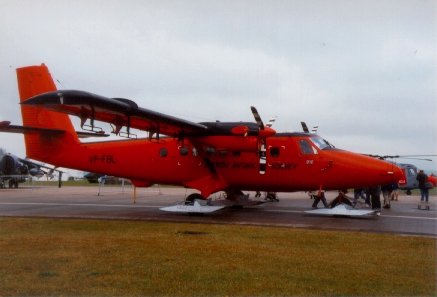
[80,106,104,134]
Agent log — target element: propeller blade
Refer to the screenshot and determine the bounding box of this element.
[266,116,276,128]
[251,106,265,130]
[301,122,309,133]
[259,142,267,175]
[250,106,271,175]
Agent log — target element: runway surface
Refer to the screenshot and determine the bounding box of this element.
[0,186,436,237]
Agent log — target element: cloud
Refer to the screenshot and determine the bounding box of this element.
[0,0,436,172]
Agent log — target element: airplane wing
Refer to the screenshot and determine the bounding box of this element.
[18,157,64,180]
[18,157,54,171]
[22,90,209,138]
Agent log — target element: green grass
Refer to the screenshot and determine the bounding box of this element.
[409,187,437,196]
[0,218,435,296]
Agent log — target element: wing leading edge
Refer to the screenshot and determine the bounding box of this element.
[22,90,208,138]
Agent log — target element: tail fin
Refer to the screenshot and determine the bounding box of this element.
[17,64,79,161]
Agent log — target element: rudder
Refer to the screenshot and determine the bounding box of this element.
[17,64,78,161]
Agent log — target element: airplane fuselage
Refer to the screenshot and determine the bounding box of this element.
[35,132,400,197]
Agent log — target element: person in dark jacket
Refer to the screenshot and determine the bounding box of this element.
[416,170,429,202]
[368,186,381,211]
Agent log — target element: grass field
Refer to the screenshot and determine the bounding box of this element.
[0,218,435,296]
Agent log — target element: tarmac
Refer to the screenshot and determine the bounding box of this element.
[0,185,436,237]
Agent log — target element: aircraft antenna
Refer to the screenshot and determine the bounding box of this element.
[56,79,65,89]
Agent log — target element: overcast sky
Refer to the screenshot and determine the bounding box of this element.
[0,0,436,173]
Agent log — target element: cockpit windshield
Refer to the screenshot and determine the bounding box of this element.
[310,136,335,150]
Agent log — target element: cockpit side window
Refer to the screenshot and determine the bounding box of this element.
[299,140,316,155]
[310,136,335,150]
[407,168,416,177]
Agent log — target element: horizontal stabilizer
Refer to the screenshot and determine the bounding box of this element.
[0,122,108,138]
[0,123,64,135]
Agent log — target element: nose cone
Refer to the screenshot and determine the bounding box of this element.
[391,163,405,184]
[353,155,404,186]
[323,151,405,189]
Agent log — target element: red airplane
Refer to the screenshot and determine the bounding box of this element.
[0,64,403,204]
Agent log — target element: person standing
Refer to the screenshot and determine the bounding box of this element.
[353,188,366,204]
[416,170,429,202]
[390,182,399,201]
[369,185,381,211]
[381,183,393,209]
[312,190,328,208]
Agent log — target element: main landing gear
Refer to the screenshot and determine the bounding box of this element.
[185,193,205,205]
[265,192,279,202]
[255,191,279,202]
[160,190,271,214]
[160,193,224,214]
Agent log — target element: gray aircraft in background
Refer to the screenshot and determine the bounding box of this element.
[0,148,62,188]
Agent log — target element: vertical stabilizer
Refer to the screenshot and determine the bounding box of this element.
[17,64,78,161]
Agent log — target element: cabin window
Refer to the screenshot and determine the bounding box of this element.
[269,147,280,157]
[299,140,317,155]
[407,168,416,177]
[159,148,168,157]
[179,146,189,156]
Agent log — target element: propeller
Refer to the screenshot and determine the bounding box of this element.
[250,106,276,175]
[266,116,277,128]
[301,121,318,133]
